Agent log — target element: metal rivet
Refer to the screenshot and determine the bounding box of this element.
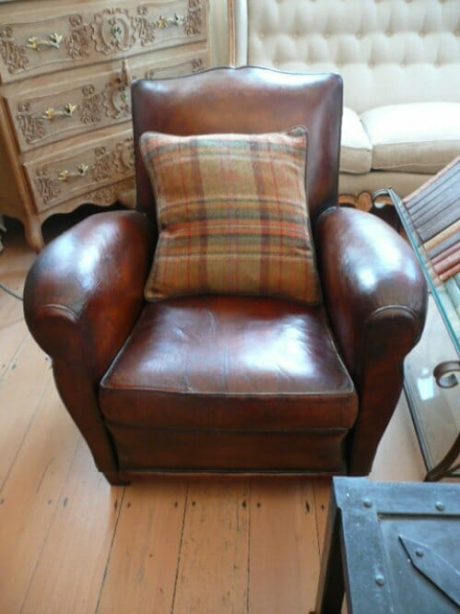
[375,574,385,586]
[363,498,372,508]
[415,548,424,557]
[436,501,445,511]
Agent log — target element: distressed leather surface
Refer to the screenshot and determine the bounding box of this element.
[132,67,343,230]
[99,297,358,429]
[316,206,427,473]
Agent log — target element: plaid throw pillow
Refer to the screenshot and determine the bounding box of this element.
[140,128,321,304]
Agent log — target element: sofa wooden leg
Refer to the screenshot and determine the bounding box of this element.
[339,192,401,231]
[339,192,373,212]
[339,191,396,212]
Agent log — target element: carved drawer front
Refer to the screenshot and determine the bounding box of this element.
[23,128,135,212]
[0,0,208,84]
[7,48,209,152]
[131,46,208,80]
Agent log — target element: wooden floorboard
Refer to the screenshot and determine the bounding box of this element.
[0,380,80,613]
[248,479,320,614]
[0,219,429,613]
[370,392,426,482]
[97,481,187,614]
[312,478,332,559]
[0,334,51,488]
[20,440,124,614]
[0,313,28,380]
[172,480,250,614]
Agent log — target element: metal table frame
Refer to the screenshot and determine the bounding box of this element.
[381,187,460,481]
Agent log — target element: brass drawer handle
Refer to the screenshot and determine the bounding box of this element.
[155,13,185,29]
[58,163,89,182]
[26,32,63,51]
[120,59,132,87]
[42,103,77,121]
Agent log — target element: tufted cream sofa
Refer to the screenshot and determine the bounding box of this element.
[228,0,460,209]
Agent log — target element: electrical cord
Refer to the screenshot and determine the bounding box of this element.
[0,281,23,301]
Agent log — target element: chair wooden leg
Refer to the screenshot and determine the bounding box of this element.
[103,470,130,486]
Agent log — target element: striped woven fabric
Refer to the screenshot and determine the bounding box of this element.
[140,128,321,304]
[404,156,460,283]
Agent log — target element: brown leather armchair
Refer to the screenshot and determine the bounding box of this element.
[24,67,427,485]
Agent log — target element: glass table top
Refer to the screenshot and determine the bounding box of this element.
[404,297,460,478]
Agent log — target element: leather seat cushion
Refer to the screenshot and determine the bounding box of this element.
[340,107,372,175]
[99,296,358,430]
[361,102,460,174]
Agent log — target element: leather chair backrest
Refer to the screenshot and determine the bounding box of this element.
[132,66,342,239]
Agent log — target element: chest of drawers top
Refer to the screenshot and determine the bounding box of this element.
[0,0,210,251]
[0,0,207,83]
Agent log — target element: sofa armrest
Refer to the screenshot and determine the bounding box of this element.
[316,206,427,474]
[23,210,153,481]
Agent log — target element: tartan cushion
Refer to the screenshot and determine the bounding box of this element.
[140,127,321,304]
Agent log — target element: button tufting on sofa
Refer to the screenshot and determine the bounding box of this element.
[229,0,460,208]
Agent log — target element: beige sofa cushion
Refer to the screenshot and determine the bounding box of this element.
[362,103,460,174]
[340,107,372,175]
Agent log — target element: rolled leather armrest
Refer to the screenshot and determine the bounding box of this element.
[24,210,153,380]
[315,206,427,474]
[23,210,153,481]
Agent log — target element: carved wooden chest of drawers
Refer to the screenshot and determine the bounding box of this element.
[0,0,210,250]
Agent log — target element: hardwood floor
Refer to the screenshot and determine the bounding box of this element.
[0,218,426,614]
